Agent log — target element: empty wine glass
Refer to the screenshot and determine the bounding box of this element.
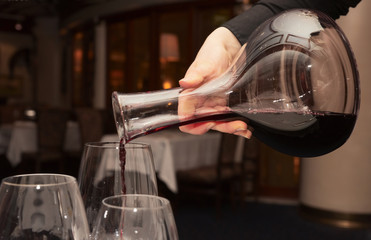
[0,173,90,239]
[77,142,158,231]
[91,194,179,240]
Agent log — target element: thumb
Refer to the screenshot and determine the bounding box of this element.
[179,60,216,88]
[179,72,204,88]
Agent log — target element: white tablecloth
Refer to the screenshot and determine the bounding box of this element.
[101,130,224,193]
[6,121,81,167]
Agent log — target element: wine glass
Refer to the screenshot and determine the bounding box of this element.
[0,173,90,239]
[91,194,179,240]
[77,142,158,231]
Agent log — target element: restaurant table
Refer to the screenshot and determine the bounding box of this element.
[6,120,82,167]
[100,130,225,193]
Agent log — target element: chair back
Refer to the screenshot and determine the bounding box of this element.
[242,136,260,198]
[75,108,104,145]
[218,133,239,163]
[37,108,70,152]
[216,133,240,177]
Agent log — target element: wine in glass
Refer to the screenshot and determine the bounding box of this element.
[91,194,179,240]
[77,142,158,231]
[0,173,90,239]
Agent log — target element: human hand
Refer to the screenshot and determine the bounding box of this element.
[178,27,252,138]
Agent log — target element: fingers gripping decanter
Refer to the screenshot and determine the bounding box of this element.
[112,9,360,157]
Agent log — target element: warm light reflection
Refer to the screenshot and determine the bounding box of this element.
[110,70,124,88]
[14,23,23,31]
[73,49,83,72]
[160,33,179,63]
[136,78,143,90]
[25,109,36,118]
[74,32,83,40]
[162,80,172,89]
[293,157,300,183]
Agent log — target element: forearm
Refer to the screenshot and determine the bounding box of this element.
[223,0,361,45]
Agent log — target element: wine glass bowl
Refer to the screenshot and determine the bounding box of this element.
[112,9,360,157]
[0,173,90,239]
[77,142,158,231]
[91,194,179,240]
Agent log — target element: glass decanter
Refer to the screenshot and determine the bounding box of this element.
[112,9,360,157]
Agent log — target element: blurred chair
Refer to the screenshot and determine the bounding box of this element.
[101,108,117,135]
[176,133,245,215]
[63,108,105,177]
[75,108,105,145]
[21,108,70,173]
[241,136,260,201]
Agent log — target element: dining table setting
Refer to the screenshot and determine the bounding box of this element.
[100,129,246,193]
[100,129,222,193]
[0,115,245,239]
[5,120,82,167]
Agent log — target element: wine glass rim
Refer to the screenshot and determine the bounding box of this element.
[2,173,77,187]
[85,141,150,149]
[102,194,171,210]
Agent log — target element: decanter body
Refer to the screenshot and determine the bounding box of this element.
[112,9,360,157]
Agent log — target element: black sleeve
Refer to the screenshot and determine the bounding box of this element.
[222,0,361,45]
